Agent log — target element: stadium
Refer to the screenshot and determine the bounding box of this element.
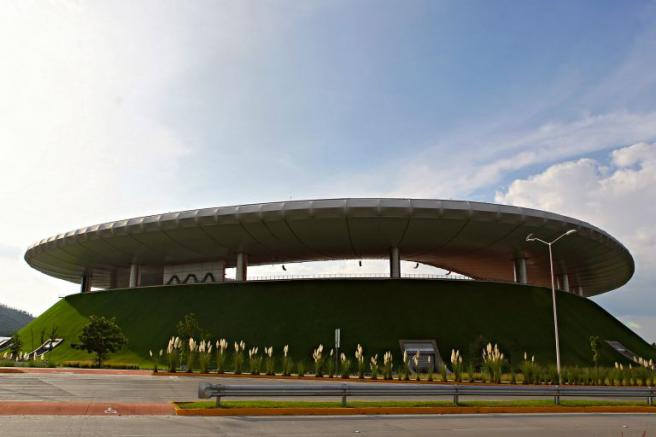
[18,198,650,366]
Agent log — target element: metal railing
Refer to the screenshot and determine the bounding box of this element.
[198,382,656,407]
[248,272,472,281]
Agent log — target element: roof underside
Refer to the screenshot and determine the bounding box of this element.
[24,198,634,296]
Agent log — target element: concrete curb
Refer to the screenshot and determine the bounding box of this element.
[173,404,656,416]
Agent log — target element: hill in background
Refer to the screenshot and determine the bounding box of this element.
[0,303,34,336]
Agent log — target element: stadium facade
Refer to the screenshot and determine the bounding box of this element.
[24,198,634,297]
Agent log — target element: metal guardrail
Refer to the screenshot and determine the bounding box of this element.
[198,382,656,407]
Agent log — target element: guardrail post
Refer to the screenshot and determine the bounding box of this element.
[649,387,654,406]
[341,384,347,407]
[554,385,560,405]
[216,395,221,408]
[453,385,459,406]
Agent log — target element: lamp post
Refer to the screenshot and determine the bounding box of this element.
[525,229,577,385]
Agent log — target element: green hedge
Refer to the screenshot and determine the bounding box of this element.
[17,279,654,367]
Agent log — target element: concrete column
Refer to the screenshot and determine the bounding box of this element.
[217,260,226,283]
[389,247,401,279]
[560,273,570,292]
[129,264,140,288]
[236,253,248,282]
[514,258,528,284]
[109,270,117,289]
[80,272,92,293]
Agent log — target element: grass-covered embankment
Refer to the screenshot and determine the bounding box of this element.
[16,279,654,367]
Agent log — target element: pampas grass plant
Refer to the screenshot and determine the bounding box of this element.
[166,336,182,373]
[248,346,261,375]
[467,361,475,382]
[149,350,158,373]
[233,340,246,374]
[412,350,421,381]
[355,344,366,379]
[186,338,198,372]
[326,348,335,378]
[383,351,393,380]
[482,343,504,384]
[198,340,212,374]
[150,349,163,373]
[312,344,325,377]
[400,351,410,381]
[520,352,536,384]
[282,345,291,376]
[215,339,228,374]
[451,349,463,382]
[426,356,434,381]
[370,354,379,380]
[264,346,275,375]
[339,352,351,379]
[440,362,448,382]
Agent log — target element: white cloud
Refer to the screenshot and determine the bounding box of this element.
[495,142,656,341]
[316,110,656,202]
[386,112,656,199]
[0,3,197,313]
[0,2,301,314]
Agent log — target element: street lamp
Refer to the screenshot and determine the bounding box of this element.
[525,229,577,385]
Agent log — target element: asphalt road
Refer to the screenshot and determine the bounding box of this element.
[3,371,656,436]
[1,371,446,403]
[1,370,650,404]
[1,413,656,436]
[0,371,202,402]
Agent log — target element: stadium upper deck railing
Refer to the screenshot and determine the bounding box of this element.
[247,272,472,281]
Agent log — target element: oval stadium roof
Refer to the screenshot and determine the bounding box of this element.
[24,198,634,296]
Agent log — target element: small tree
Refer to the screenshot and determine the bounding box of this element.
[49,326,59,342]
[590,336,600,368]
[176,313,201,366]
[176,313,200,345]
[9,333,23,358]
[74,316,127,367]
[468,334,488,371]
[47,326,59,352]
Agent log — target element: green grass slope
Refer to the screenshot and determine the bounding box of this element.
[17,279,654,367]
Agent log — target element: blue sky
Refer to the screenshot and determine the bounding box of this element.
[0,0,655,339]
[143,0,656,207]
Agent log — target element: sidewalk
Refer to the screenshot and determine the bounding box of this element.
[0,367,151,376]
[0,401,173,416]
